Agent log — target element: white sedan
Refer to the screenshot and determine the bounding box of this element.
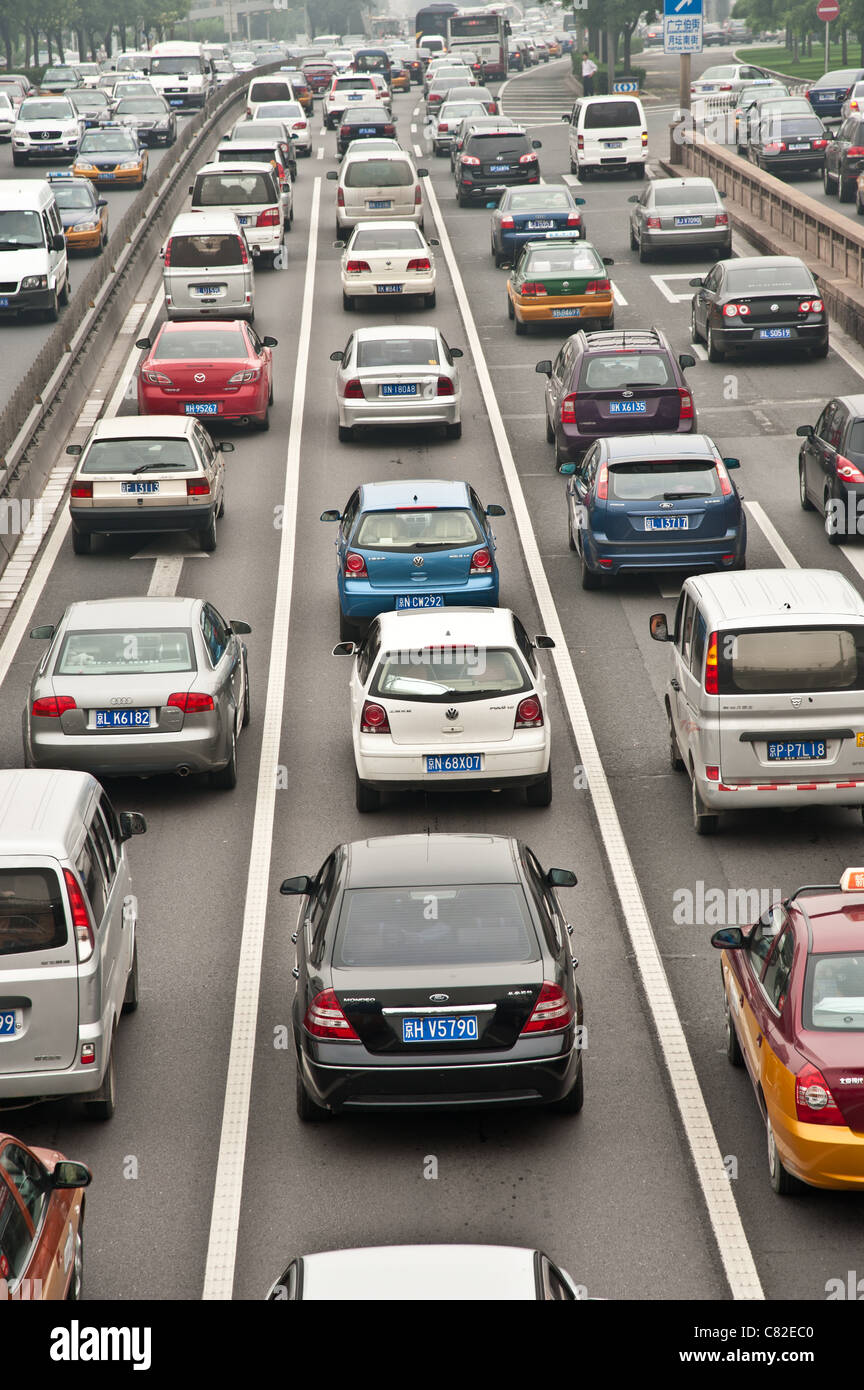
[247,99,312,156]
[337,221,439,310]
[334,607,554,811]
[330,325,463,441]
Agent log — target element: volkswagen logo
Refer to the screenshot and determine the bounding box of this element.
[194,372,205,382]
[429,993,449,1003]
[412,555,424,567]
[562,280,570,288]
[445,707,459,721]
[770,302,779,312]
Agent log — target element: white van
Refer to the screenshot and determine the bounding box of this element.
[189,161,284,261]
[329,150,428,235]
[563,94,648,178]
[149,40,213,110]
[245,75,296,115]
[162,211,254,320]
[0,179,69,321]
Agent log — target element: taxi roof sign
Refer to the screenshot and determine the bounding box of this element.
[840,868,864,892]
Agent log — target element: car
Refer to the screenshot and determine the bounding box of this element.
[277,68,313,112]
[337,220,439,311]
[426,68,479,114]
[25,597,251,785]
[136,319,276,428]
[266,1244,584,1301]
[840,79,864,120]
[324,73,384,128]
[712,868,864,1192]
[537,327,697,466]
[0,75,34,110]
[563,94,649,179]
[213,59,236,86]
[281,831,582,1117]
[321,478,505,638]
[507,238,614,336]
[728,81,789,139]
[388,59,411,92]
[431,98,489,155]
[160,211,256,325]
[248,99,311,156]
[689,62,771,99]
[67,87,112,128]
[72,125,148,186]
[689,255,828,361]
[450,113,516,171]
[111,93,177,146]
[733,94,808,153]
[66,415,232,554]
[446,83,497,115]
[340,136,403,159]
[560,433,744,590]
[806,67,864,120]
[797,395,864,543]
[0,90,15,140]
[325,48,356,74]
[217,133,294,220]
[190,161,285,262]
[12,96,84,164]
[823,114,864,199]
[335,104,398,157]
[108,79,160,109]
[331,325,463,443]
[368,72,393,108]
[455,126,542,205]
[0,1132,91,1299]
[628,177,730,261]
[490,186,587,267]
[745,104,828,173]
[40,65,83,94]
[329,150,426,235]
[47,171,109,253]
[423,57,469,94]
[302,59,336,95]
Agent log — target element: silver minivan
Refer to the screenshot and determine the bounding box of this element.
[329,150,427,235]
[162,211,254,320]
[650,569,864,834]
[0,769,145,1116]
[189,160,284,262]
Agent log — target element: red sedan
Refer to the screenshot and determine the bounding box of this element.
[0,1131,91,1300]
[136,319,278,430]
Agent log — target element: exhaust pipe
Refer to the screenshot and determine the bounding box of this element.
[238,416,250,426]
[176,765,191,777]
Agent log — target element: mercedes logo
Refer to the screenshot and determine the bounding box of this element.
[445,707,459,720]
[194,372,205,382]
[412,555,424,567]
[770,302,779,312]
[429,993,449,1002]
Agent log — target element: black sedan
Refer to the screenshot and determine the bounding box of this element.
[281,833,584,1121]
[112,94,176,147]
[823,114,864,200]
[690,255,828,361]
[797,393,864,543]
[745,109,828,173]
[336,105,397,157]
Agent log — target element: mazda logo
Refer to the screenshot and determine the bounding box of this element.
[194,372,205,382]
[429,993,449,1002]
[445,707,458,720]
[412,555,424,567]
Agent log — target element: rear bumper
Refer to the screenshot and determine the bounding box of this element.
[26,723,227,776]
[712,321,828,351]
[513,293,613,324]
[69,503,215,534]
[697,772,864,811]
[774,1112,864,1189]
[339,397,459,428]
[354,736,550,787]
[641,227,731,251]
[498,227,584,257]
[459,175,540,200]
[584,526,745,574]
[757,151,825,171]
[341,274,435,297]
[0,1033,112,1100]
[558,417,695,458]
[340,576,498,619]
[138,387,266,419]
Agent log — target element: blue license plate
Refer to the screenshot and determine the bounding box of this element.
[609,400,647,414]
[368,199,391,209]
[376,284,402,293]
[402,1015,479,1042]
[767,741,827,760]
[425,753,483,773]
[381,383,417,396]
[94,708,152,728]
[184,402,219,414]
[675,216,701,226]
[603,140,623,148]
[490,163,509,172]
[121,480,159,493]
[526,219,554,229]
[236,215,249,224]
[348,93,363,99]
[99,171,115,179]
[358,127,376,134]
[396,594,443,608]
[0,299,8,308]
[759,328,791,339]
[194,286,220,296]
[170,98,184,105]
[645,515,689,530]
[0,1011,18,1037]
[551,307,579,317]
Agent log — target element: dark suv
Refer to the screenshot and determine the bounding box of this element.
[797,394,864,542]
[823,115,864,199]
[454,126,542,206]
[535,327,696,466]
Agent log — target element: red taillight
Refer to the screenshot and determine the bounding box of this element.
[500,214,515,228]
[384,123,395,136]
[255,206,280,227]
[63,868,94,964]
[162,239,172,267]
[515,695,543,728]
[799,298,823,313]
[520,281,547,296]
[414,183,422,204]
[340,123,350,136]
[704,631,719,695]
[641,130,648,146]
[32,696,76,718]
[847,144,864,156]
[678,389,694,421]
[70,481,92,499]
[716,461,733,496]
[437,121,446,132]
[705,765,720,781]
[645,216,661,229]
[292,120,306,129]
[518,150,537,164]
[346,259,371,272]
[577,134,584,150]
[342,378,364,399]
[436,375,454,396]
[488,100,497,113]
[836,455,864,484]
[715,212,728,227]
[337,187,345,206]
[236,236,248,264]
[304,988,360,1040]
[407,257,430,272]
[141,369,173,384]
[226,366,262,384]
[763,140,785,153]
[795,1063,844,1125]
[360,700,390,733]
[595,462,608,500]
[812,138,828,150]
[167,691,215,712]
[344,550,367,576]
[469,547,492,573]
[585,279,610,295]
[186,478,210,496]
[561,393,577,424]
[460,153,480,165]
[566,213,581,227]
[520,981,573,1034]
[723,302,750,317]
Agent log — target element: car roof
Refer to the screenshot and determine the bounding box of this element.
[351,219,422,231]
[649,176,716,189]
[720,254,807,270]
[194,160,276,175]
[345,833,521,889]
[168,211,244,233]
[684,568,864,623]
[790,890,864,953]
[601,434,719,461]
[0,769,106,859]
[835,395,864,415]
[376,605,514,647]
[65,595,200,630]
[296,1245,537,1299]
[354,324,438,341]
[88,415,200,440]
[359,479,470,509]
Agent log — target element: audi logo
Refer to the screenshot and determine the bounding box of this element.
[110,697,134,705]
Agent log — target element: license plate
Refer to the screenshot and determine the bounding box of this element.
[490,163,509,172]
[425,753,483,772]
[194,286,221,296]
[236,215,249,225]
[545,229,580,238]
[551,307,580,317]
[767,741,827,760]
[381,383,417,396]
[645,515,689,530]
[0,1009,20,1037]
[100,171,115,179]
[788,142,810,150]
[358,127,377,135]
[368,199,391,209]
[674,216,701,226]
[603,140,623,148]
[402,1015,479,1042]
[395,594,443,608]
[170,98,184,105]
[121,480,159,493]
[609,400,647,414]
[184,402,219,414]
[526,219,554,229]
[759,328,791,339]
[348,93,363,99]
[376,283,403,293]
[94,708,153,728]
[0,299,8,308]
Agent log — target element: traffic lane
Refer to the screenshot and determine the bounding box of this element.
[231,143,729,1302]
[0,198,308,1298]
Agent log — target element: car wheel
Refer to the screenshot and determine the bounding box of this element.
[43,290,59,324]
[355,772,381,812]
[254,407,270,431]
[567,503,578,551]
[725,991,743,1067]
[66,1229,84,1300]
[342,292,354,311]
[767,1114,803,1195]
[82,1034,116,1120]
[798,461,814,511]
[11,152,25,166]
[631,163,645,179]
[241,652,251,727]
[840,172,855,203]
[690,303,702,344]
[691,774,719,835]
[493,244,503,267]
[638,236,651,263]
[338,424,354,443]
[199,513,217,552]
[514,314,526,334]
[706,323,724,362]
[569,156,578,174]
[210,724,238,789]
[456,190,467,207]
[71,527,91,555]
[507,294,514,319]
[58,274,70,306]
[823,164,832,193]
[446,420,462,439]
[548,1064,583,1114]
[268,379,274,406]
[668,707,685,772]
[857,189,864,216]
[629,224,638,250]
[580,547,601,590]
[525,768,552,807]
[811,338,829,358]
[424,291,436,309]
[296,1060,331,1122]
[545,410,555,444]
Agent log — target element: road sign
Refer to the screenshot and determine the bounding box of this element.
[613,80,640,93]
[816,0,840,20]
[664,0,703,55]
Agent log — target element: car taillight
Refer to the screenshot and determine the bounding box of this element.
[799,298,823,313]
[415,182,422,204]
[851,100,860,110]
[346,259,371,272]
[795,1063,844,1125]
[596,462,608,499]
[567,213,581,227]
[437,121,447,132]
[292,120,306,129]
[763,140,785,153]
[715,461,733,496]
[256,206,280,227]
[360,700,390,733]
[678,389,694,421]
[186,478,210,496]
[719,83,732,90]
[304,988,360,1040]
[515,695,543,728]
[342,378,364,399]
[715,212,728,226]
[167,691,215,712]
[436,375,454,396]
[585,279,610,295]
[577,133,584,149]
[812,138,828,149]
[461,153,480,165]
[469,547,492,573]
[641,130,648,145]
[70,480,92,499]
[344,551,368,576]
[836,455,864,483]
[141,369,174,385]
[407,257,431,272]
[32,695,76,717]
[645,216,661,229]
[337,186,345,206]
[63,868,94,964]
[520,281,547,296]
[723,302,750,316]
[226,367,262,383]
[500,215,515,228]
[275,162,285,181]
[520,981,573,1034]
[561,393,577,424]
[705,631,719,694]
[488,100,497,113]
[162,239,171,267]
[340,123,350,136]
[518,150,537,164]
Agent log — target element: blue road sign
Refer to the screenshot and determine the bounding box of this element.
[664,0,703,55]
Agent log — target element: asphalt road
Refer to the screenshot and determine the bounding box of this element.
[2,57,864,1303]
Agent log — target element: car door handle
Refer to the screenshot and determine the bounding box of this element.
[670,678,681,692]
[564,922,573,936]
[570,955,579,970]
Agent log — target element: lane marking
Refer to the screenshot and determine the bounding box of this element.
[413,142,423,157]
[202,176,321,1302]
[316,146,324,159]
[146,556,186,597]
[612,283,627,307]
[422,171,764,1303]
[691,342,708,360]
[650,272,702,303]
[744,501,801,568]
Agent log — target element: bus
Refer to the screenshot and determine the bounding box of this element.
[415,4,459,42]
[447,8,510,81]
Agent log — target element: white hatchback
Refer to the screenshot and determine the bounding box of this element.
[334,607,554,811]
[324,74,384,129]
[338,220,438,310]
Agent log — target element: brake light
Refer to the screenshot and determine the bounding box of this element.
[518,150,537,164]
[461,153,480,165]
[520,281,547,296]
[407,257,431,272]
[520,981,573,1034]
[488,101,497,113]
[70,480,92,499]
[812,138,828,150]
[340,124,350,136]
[678,389,694,421]
[414,182,422,204]
[346,259,371,272]
[716,461,733,496]
[500,215,515,229]
[723,302,750,316]
[32,696,76,717]
[142,369,174,385]
[436,375,454,396]
[836,455,864,484]
[162,239,172,267]
[342,378,364,399]
[515,695,543,728]
[715,212,728,227]
[585,279,610,295]
[437,121,447,132]
[851,100,860,111]
[337,187,345,207]
[561,393,577,424]
[236,236,249,265]
[167,691,215,712]
[344,551,368,576]
[763,140,786,153]
[255,206,280,227]
[63,868,95,964]
[645,216,661,229]
[226,367,262,384]
[292,120,307,129]
[469,547,492,573]
[577,134,584,150]
[641,130,648,146]
[304,988,361,1040]
[795,1063,844,1125]
[186,478,210,496]
[360,700,390,733]
[719,83,732,91]
[705,631,719,694]
[567,213,581,227]
[385,123,395,135]
[799,298,823,313]
[596,462,608,499]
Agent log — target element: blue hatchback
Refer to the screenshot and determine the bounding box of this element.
[490,185,586,267]
[806,68,864,118]
[322,479,506,638]
[561,434,745,590]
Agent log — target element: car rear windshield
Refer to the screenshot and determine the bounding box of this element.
[56,627,195,675]
[580,352,673,390]
[723,264,814,293]
[700,66,736,80]
[351,227,424,250]
[154,326,245,358]
[0,868,67,956]
[583,100,641,128]
[466,133,530,156]
[652,184,717,205]
[236,123,285,142]
[344,159,412,187]
[334,77,375,89]
[333,884,538,968]
[166,233,244,267]
[81,438,196,474]
[196,172,275,204]
[608,461,722,502]
[372,646,530,702]
[218,146,276,164]
[355,508,482,549]
[255,102,302,119]
[773,117,824,134]
[249,82,293,102]
[440,102,486,119]
[356,336,439,367]
[717,626,864,693]
[804,953,864,1031]
[523,246,600,274]
[507,188,572,210]
[815,69,861,86]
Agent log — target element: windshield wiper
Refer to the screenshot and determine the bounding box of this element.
[131,461,185,475]
[662,491,709,500]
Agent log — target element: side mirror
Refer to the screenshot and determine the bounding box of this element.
[429,237,439,245]
[261,335,278,347]
[230,619,252,634]
[627,194,640,203]
[450,347,464,358]
[547,867,577,888]
[417,167,429,176]
[333,239,346,248]
[135,336,151,350]
[561,112,569,121]
[329,350,345,362]
[719,189,727,197]
[326,169,338,179]
[332,641,356,655]
[558,462,577,475]
[689,276,704,287]
[280,874,314,896]
[51,1160,92,1190]
[485,503,506,516]
[320,509,342,522]
[649,612,670,643]
[65,444,82,455]
[723,456,740,469]
[217,441,235,452]
[573,197,586,205]
[118,810,147,840]
[796,424,814,436]
[188,185,193,194]
[52,233,66,251]
[97,198,107,207]
[602,256,614,266]
[532,139,542,148]
[711,927,744,950]
[534,634,555,649]
[535,359,552,375]
[29,624,55,639]
[678,353,696,368]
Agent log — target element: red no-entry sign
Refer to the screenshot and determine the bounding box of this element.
[817,0,840,21]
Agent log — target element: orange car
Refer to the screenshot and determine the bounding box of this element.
[0,1132,91,1299]
[712,867,864,1193]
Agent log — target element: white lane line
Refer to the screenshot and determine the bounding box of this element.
[691,342,708,360]
[146,557,186,597]
[202,175,321,1302]
[422,173,764,1303]
[411,122,417,133]
[316,146,324,159]
[612,283,627,307]
[650,272,699,303]
[562,173,582,187]
[104,291,164,419]
[744,501,801,569]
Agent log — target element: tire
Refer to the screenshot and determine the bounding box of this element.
[66,1229,84,1300]
[631,163,645,179]
[514,314,526,335]
[493,245,503,267]
[446,420,462,439]
[690,303,703,344]
[58,274,70,306]
[548,1064,583,1114]
[210,724,238,789]
[216,487,225,518]
[71,528,91,555]
[692,774,719,835]
[798,461,814,511]
[811,338,829,359]
[82,1035,116,1120]
[424,291,436,309]
[823,164,832,194]
[839,171,855,203]
[725,991,743,1067]
[568,506,578,551]
[339,609,361,641]
[545,410,554,444]
[706,323,724,362]
[241,652,251,727]
[11,152,24,166]
[254,407,270,431]
[507,294,514,319]
[122,939,139,1014]
[199,512,217,552]
[268,379,274,406]
[342,292,353,311]
[296,1060,330,1122]
[355,772,381,812]
[580,547,601,590]
[857,191,864,216]
[43,291,59,324]
[629,225,638,250]
[668,708,685,771]
[638,238,651,263]
[767,1114,803,1195]
[338,424,354,443]
[525,768,552,807]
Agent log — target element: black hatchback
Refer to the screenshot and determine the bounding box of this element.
[689,255,828,360]
[454,127,542,206]
[282,833,584,1121]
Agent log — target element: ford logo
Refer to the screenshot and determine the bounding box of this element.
[429,993,449,1002]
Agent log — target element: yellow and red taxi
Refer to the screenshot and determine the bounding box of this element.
[712,867,864,1193]
[48,171,108,253]
[0,1131,91,1299]
[506,237,615,335]
[72,124,148,188]
[389,60,412,93]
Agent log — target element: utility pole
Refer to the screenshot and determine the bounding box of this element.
[679,52,691,111]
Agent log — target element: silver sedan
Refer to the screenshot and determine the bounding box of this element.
[24,595,251,786]
[330,325,464,442]
[628,176,730,262]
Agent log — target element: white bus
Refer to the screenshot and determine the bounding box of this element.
[447,8,510,81]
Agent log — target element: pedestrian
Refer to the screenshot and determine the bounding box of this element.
[581,51,597,97]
